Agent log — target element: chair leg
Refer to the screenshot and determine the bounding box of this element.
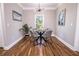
[32,38,39,46]
[43,37,52,46]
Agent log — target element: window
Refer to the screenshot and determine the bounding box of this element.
[35,15,44,29]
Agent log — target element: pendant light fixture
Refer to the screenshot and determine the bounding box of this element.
[37,3,41,12]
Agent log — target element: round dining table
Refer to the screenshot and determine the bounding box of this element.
[35,30,47,45]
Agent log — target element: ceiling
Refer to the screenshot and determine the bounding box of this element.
[20,3,58,10]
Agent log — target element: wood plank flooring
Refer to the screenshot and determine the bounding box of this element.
[0,36,79,56]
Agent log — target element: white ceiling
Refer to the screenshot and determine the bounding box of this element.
[20,3,58,10]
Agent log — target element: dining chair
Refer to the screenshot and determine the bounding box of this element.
[43,30,52,44]
[30,30,39,46]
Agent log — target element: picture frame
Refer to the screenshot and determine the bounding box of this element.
[58,8,66,26]
[12,10,22,22]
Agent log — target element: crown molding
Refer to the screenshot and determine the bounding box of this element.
[56,3,63,7]
[23,7,57,10]
[17,3,57,10]
[17,3,24,9]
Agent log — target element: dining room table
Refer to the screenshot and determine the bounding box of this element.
[35,29,47,45]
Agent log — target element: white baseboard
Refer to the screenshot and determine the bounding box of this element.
[0,43,3,47]
[51,34,55,36]
[54,35,75,51]
[4,36,24,50]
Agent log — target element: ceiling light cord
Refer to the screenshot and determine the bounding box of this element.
[38,3,41,12]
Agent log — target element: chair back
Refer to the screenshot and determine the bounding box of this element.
[43,30,52,38]
[30,30,39,38]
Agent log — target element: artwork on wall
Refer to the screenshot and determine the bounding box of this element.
[58,8,66,26]
[12,10,22,22]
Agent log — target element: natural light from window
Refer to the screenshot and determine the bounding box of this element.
[35,15,44,29]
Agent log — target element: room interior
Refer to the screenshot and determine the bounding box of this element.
[0,3,79,56]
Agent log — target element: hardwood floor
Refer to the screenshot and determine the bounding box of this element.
[0,36,79,56]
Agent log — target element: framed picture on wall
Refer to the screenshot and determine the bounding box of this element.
[58,8,66,26]
[12,10,22,22]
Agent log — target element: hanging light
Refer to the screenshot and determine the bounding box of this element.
[37,3,42,12]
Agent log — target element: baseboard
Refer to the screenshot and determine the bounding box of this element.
[4,36,24,50]
[51,34,55,36]
[54,35,75,51]
[0,43,3,47]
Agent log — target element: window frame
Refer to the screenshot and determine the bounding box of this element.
[35,14,44,29]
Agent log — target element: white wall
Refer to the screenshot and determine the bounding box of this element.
[44,10,56,34]
[56,3,77,47]
[3,3,23,48]
[0,4,3,47]
[74,4,79,51]
[23,9,56,34]
[23,10,35,28]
